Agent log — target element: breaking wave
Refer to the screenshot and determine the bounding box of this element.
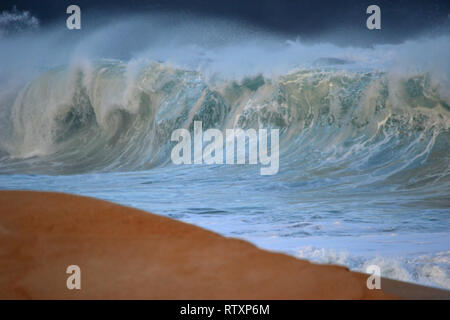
[0,59,449,192]
[0,13,448,203]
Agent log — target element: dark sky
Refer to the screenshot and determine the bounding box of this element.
[2,0,450,44]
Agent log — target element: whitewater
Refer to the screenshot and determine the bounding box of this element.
[0,12,449,289]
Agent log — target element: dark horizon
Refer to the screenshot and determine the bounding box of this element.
[1,0,450,45]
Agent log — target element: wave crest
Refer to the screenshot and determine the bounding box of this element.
[0,61,449,190]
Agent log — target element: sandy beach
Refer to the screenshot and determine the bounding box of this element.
[0,191,448,300]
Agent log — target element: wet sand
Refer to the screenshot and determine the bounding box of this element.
[0,191,447,299]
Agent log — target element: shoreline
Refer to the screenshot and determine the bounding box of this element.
[0,190,448,299]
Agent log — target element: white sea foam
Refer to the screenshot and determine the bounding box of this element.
[296,246,450,289]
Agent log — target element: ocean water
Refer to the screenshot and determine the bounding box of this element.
[0,13,449,290]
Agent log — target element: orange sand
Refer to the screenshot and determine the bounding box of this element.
[0,191,402,299]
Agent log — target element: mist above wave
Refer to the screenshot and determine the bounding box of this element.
[0,13,449,188]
